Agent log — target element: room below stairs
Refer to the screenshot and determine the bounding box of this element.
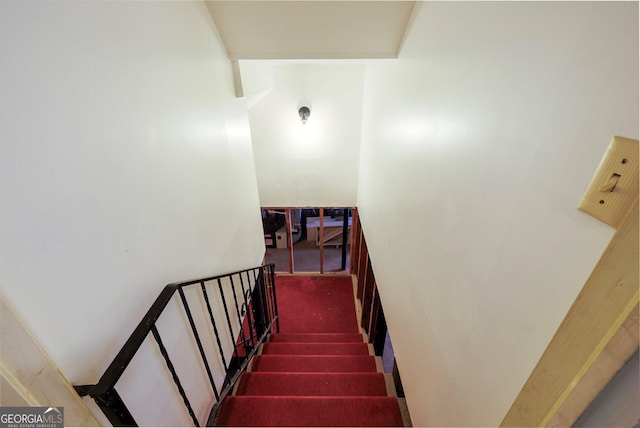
[214,275,411,427]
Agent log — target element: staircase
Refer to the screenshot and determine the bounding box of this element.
[215,276,405,427]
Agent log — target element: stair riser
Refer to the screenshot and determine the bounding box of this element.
[217,276,405,427]
[251,355,378,373]
[261,342,370,356]
[269,333,364,343]
[216,396,403,427]
[236,373,388,397]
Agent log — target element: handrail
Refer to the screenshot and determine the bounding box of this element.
[75,264,278,427]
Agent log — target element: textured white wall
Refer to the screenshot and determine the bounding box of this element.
[242,61,364,207]
[0,2,263,425]
[357,2,638,426]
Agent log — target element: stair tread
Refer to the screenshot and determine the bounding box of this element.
[262,342,370,355]
[216,396,404,427]
[251,355,378,373]
[217,276,403,427]
[269,333,364,343]
[235,372,388,396]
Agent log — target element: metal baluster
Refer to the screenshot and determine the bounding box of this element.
[201,281,229,374]
[150,325,200,427]
[269,265,280,333]
[253,268,268,337]
[261,267,272,329]
[261,268,270,329]
[92,388,137,427]
[228,275,250,356]
[217,278,237,357]
[262,269,270,330]
[238,272,256,348]
[177,288,219,401]
[247,270,259,342]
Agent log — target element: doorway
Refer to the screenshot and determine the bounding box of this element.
[261,207,353,273]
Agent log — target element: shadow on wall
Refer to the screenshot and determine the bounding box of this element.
[574,349,640,428]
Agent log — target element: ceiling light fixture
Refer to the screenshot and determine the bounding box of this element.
[298,106,311,124]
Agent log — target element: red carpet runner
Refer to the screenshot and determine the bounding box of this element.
[215,276,404,427]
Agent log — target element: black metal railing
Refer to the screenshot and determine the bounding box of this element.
[75,264,278,426]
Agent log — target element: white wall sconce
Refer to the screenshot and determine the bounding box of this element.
[298,106,311,124]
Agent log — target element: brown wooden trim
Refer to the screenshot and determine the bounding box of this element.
[361,257,376,330]
[285,208,294,274]
[350,208,359,273]
[319,209,325,274]
[357,236,368,300]
[1,297,100,425]
[501,198,639,427]
[356,215,362,273]
[348,212,386,341]
[546,302,638,426]
[353,219,363,277]
[368,287,381,343]
[277,272,351,278]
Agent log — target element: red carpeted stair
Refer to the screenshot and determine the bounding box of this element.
[261,342,370,355]
[250,355,378,373]
[235,373,388,396]
[268,333,365,343]
[216,276,404,427]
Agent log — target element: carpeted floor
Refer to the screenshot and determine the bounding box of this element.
[215,275,404,427]
[275,276,360,333]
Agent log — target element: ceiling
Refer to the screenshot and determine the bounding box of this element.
[204,1,417,60]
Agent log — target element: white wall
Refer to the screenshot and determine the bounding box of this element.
[357,2,638,426]
[241,61,364,207]
[0,1,264,425]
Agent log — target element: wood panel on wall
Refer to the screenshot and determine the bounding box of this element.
[350,208,361,274]
[356,236,368,300]
[0,296,100,425]
[285,208,294,273]
[501,198,639,427]
[547,302,639,427]
[368,288,382,347]
[319,209,325,274]
[361,261,376,331]
[350,209,384,351]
